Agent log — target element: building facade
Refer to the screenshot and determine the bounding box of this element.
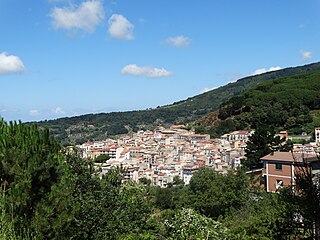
[261,152,317,192]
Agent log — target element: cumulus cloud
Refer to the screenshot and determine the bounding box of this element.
[252,66,282,76]
[50,0,104,32]
[52,107,65,114]
[0,52,26,75]
[108,14,134,40]
[300,50,312,61]
[121,64,172,78]
[165,35,191,47]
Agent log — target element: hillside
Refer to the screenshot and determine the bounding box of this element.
[196,70,320,137]
[34,62,320,145]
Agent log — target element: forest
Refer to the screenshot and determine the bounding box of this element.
[195,70,320,137]
[1,120,320,239]
[33,62,320,145]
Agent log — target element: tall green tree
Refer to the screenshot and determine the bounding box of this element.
[0,120,155,239]
[281,166,320,239]
[0,120,74,238]
[244,126,291,169]
[223,191,291,240]
[185,167,249,219]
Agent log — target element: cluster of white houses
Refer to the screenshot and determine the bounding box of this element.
[78,126,252,187]
[78,126,320,190]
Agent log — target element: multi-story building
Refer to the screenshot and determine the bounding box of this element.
[261,152,318,192]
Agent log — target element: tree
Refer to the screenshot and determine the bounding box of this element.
[167,176,184,188]
[139,177,151,186]
[223,191,291,239]
[282,165,320,239]
[244,126,291,170]
[0,120,156,239]
[65,162,153,239]
[0,120,74,238]
[186,168,249,219]
[94,154,110,163]
[163,208,231,240]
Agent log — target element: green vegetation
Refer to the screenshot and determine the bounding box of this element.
[0,120,151,239]
[183,168,250,219]
[3,63,320,239]
[32,62,320,145]
[244,126,292,169]
[94,153,110,163]
[292,167,320,239]
[196,69,320,137]
[0,120,238,239]
[3,66,320,239]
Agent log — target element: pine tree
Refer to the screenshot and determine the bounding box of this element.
[244,126,291,170]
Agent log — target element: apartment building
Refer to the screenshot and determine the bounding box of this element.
[261,152,318,192]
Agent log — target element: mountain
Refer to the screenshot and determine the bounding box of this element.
[33,62,320,145]
[195,68,320,137]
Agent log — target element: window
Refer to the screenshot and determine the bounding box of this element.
[276,180,283,190]
[275,163,282,171]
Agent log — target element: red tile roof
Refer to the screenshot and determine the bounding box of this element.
[261,152,317,163]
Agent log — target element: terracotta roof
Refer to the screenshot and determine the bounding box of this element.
[237,131,249,135]
[260,152,317,163]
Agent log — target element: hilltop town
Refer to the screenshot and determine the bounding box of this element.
[77,126,320,188]
[77,125,251,186]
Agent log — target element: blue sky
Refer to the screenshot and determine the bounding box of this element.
[0,0,319,122]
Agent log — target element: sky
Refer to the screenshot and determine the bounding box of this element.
[0,0,319,122]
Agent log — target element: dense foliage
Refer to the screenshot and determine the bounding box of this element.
[244,126,292,169]
[32,62,320,145]
[0,121,152,239]
[196,69,320,137]
[286,167,320,238]
[1,120,320,239]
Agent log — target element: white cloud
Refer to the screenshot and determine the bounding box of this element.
[165,35,191,47]
[300,50,312,61]
[108,14,134,40]
[29,109,39,116]
[200,87,217,94]
[50,0,104,32]
[52,107,65,114]
[0,52,26,75]
[121,64,172,78]
[252,66,282,76]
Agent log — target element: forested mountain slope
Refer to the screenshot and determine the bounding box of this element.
[34,62,320,144]
[196,70,320,137]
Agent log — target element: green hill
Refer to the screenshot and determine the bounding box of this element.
[196,70,320,137]
[33,62,320,145]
